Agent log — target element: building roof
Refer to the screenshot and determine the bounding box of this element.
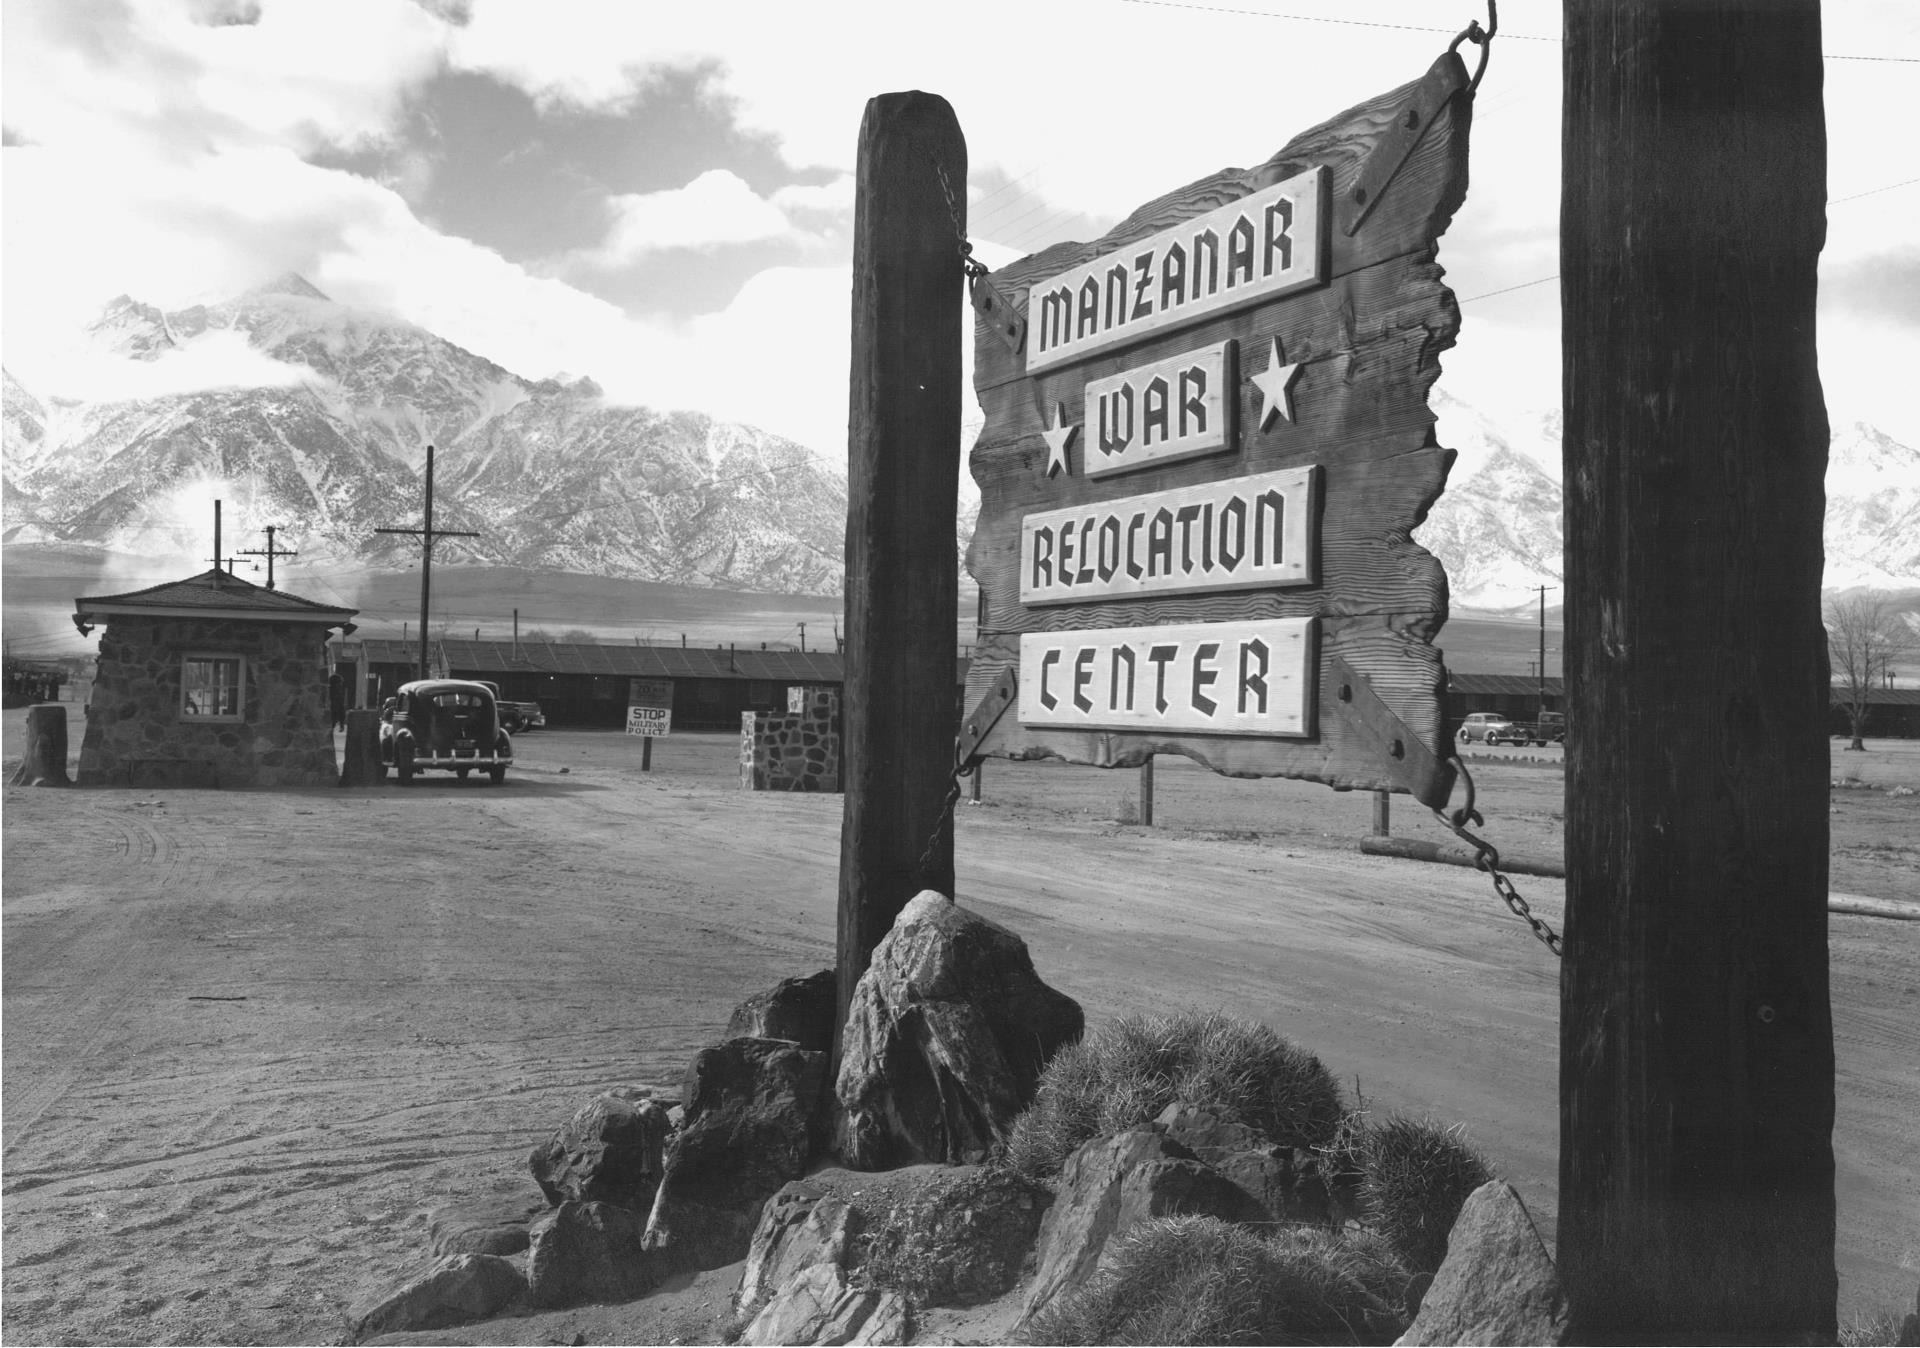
[1449,672,1563,698]
[349,637,972,685]
[75,568,357,631]
[1449,669,1920,707]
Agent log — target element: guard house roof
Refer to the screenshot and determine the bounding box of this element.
[74,569,358,633]
[354,638,967,685]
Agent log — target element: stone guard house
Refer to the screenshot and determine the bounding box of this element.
[73,569,358,787]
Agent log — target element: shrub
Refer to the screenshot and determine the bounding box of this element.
[1350,1115,1492,1277]
[1021,1215,1406,1346]
[1002,1011,1345,1184]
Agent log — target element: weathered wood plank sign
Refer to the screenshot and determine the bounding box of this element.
[963,54,1473,804]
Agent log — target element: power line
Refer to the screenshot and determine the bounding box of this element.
[1112,0,1916,59]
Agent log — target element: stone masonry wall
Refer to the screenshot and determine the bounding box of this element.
[740,688,841,792]
[79,616,339,788]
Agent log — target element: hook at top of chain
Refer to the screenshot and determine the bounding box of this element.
[1448,0,1498,93]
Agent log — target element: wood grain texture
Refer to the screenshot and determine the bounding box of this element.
[965,58,1472,802]
[1558,4,1835,1341]
[838,92,966,1050]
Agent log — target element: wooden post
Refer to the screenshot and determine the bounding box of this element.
[1371,789,1389,838]
[1560,4,1834,1340]
[339,709,382,787]
[641,736,652,772]
[837,91,965,1049]
[1138,755,1154,827]
[10,705,70,786]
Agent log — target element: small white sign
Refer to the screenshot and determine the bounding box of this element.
[627,705,672,736]
[1019,618,1315,736]
[1020,466,1318,607]
[629,678,673,708]
[1085,341,1237,477]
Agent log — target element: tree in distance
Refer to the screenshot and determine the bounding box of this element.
[1826,592,1916,750]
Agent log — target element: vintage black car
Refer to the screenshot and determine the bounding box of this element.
[380,679,513,784]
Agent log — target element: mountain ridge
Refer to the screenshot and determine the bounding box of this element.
[5,280,1918,607]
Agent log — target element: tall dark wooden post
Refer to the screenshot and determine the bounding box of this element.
[1559,4,1835,1340]
[837,91,965,1047]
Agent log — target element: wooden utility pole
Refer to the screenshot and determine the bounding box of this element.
[1559,4,1834,1340]
[375,445,479,681]
[238,525,298,590]
[837,91,965,1049]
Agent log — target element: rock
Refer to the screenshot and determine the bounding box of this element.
[738,1263,910,1346]
[739,1183,859,1319]
[1019,1128,1270,1327]
[1154,1102,1332,1224]
[835,892,1083,1169]
[1394,1181,1570,1346]
[346,1253,525,1342]
[850,1163,1050,1308]
[727,969,837,1052]
[525,1200,661,1309]
[426,1188,548,1258]
[645,1037,828,1270]
[529,1090,672,1212]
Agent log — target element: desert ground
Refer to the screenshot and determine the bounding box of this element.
[3,711,1916,1346]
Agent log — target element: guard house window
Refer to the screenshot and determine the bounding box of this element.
[181,654,245,720]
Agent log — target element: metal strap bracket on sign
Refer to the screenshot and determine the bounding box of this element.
[1343,51,1472,236]
[956,665,1018,770]
[971,271,1027,357]
[1324,653,1455,811]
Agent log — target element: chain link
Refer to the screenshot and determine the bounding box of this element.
[1426,753,1562,957]
[912,765,971,898]
[1429,791,1562,958]
[927,155,988,281]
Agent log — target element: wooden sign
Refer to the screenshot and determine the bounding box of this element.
[1027,166,1328,373]
[1085,341,1237,477]
[1020,618,1314,736]
[628,678,673,737]
[1020,467,1318,606]
[964,53,1473,804]
[626,704,671,736]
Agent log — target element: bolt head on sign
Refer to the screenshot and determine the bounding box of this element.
[960,52,1474,805]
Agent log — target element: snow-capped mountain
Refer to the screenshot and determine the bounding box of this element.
[1420,388,1920,608]
[3,279,847,594]
[5,280,1915,607]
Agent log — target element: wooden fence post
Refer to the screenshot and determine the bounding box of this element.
[1559,3,1834,1339]
[1371,789,1389,838]
[1138,755,1154,827]
[837,91,966,1053]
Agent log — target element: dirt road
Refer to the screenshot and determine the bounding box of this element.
[3,722,1915,1344]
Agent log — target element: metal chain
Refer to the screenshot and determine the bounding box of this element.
[1432,755,1563,958]
[927,154,988,282]
[1448,0,1497,93]
[912,764,973,899]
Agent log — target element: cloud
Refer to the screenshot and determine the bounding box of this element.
[570,169,799,270]
[36,329,326,403]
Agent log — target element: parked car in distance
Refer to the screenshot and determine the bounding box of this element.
[1457,711,1516,744]
[381,679,513,784]
[1533,711,1566,744]
[474,681,545,733]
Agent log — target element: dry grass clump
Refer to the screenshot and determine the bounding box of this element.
[1021,1215,1406,1346]
[1346,1114,1492,1277]
[1003,1011,1345,1183]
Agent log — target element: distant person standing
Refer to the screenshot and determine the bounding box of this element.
[328,670,346,731]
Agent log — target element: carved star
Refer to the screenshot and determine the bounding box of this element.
[1251,338,1305,430]
[1041,402,1078,478]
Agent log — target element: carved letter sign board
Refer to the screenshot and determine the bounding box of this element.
[962,53,1474,806]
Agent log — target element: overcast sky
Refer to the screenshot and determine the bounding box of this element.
[4,0,1918,457]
